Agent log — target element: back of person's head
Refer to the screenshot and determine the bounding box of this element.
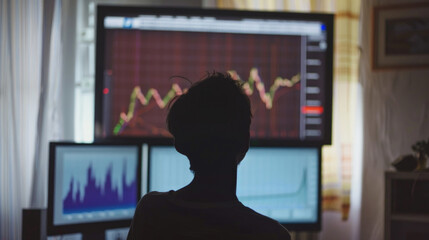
[167,72,252,173]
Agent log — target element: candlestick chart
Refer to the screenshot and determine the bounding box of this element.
[103,30,303,139]
[112,68,300,136]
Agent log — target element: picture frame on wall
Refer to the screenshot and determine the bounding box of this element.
[372,3,429,70]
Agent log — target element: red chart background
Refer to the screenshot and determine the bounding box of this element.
[104,29,302,139]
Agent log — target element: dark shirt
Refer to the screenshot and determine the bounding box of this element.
[127,191,291,240]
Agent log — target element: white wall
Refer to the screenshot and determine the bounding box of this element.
[318,1,429,239]
[62,0,78,141]
[359,0,429,240]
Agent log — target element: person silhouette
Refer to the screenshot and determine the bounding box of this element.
[127,72,291,240]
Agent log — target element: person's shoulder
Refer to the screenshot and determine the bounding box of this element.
[141,191,171,201]
[235,205,291,240]
[136,191,171,210]
[128,191,173,240]
[235,204,280,226]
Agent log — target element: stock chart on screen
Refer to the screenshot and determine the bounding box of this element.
[96,9,332,144]
[148,145,319,223]
[52,145,139,226]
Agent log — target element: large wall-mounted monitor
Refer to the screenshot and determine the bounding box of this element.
[145,144,321,231]
[47,142,142,236]
[95,6,333,145]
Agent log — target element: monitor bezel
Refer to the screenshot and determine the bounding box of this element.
[47,141,143,236]
[94,5,334,146]
[145,140,322,231]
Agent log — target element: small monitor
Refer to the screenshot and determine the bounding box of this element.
[147,145,321,231]
[47,142,141,235]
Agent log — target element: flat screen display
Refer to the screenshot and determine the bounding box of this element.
[95,6,333,145]
[147,145,320,229]
[47,142,141,235]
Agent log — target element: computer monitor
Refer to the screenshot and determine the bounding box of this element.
[146,144,321,231]
[95,6,333,145]
[47,142,141,236]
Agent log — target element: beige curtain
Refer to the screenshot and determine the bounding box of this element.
[217,0,360,220]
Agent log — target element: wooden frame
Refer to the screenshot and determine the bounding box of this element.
[372,3,429,70]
